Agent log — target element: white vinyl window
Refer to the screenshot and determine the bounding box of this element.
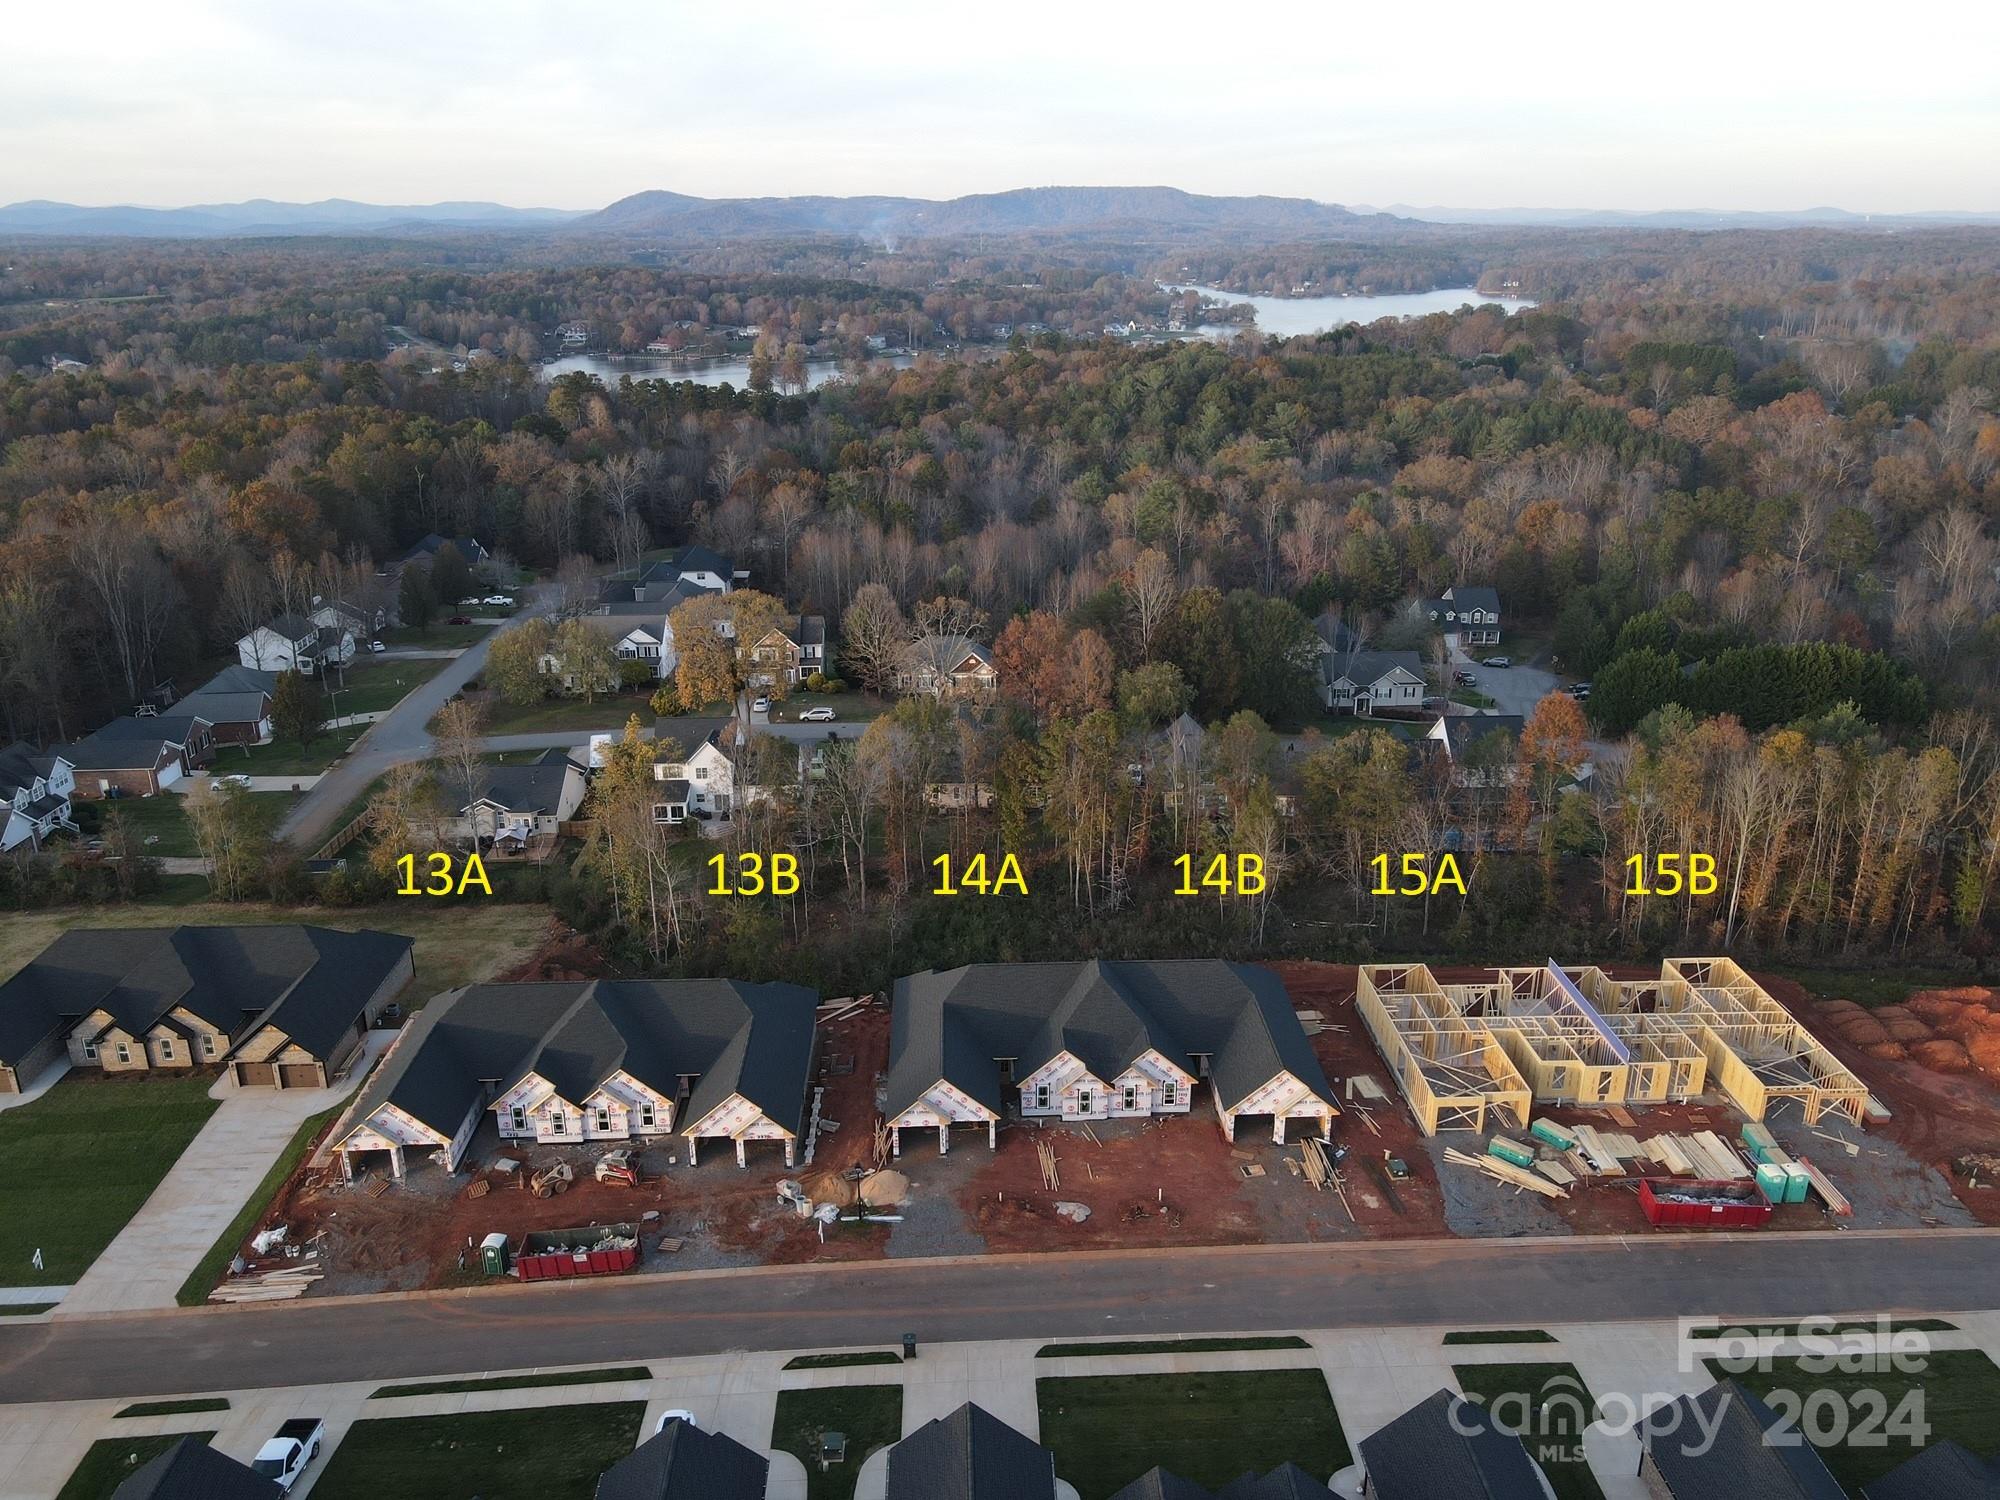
[158,1040,174,1060]
[510,1105,526,1131]
[549,1111,565,1136]
[596,1107,611,1132]
[1162,1083,1178,1107]
[1076,1089,1093,1115]
[83,1042,99,1062]
[640,1102,656,1129]
[1035,1083,1051,1109]
[1122,1084,1138,1111]
[116,1043,131,1064]
[203,1035,218,1058]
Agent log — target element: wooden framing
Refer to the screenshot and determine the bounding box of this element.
[1359,958,1869,1136]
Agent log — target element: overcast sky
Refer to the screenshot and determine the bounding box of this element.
[7,0,1997,213]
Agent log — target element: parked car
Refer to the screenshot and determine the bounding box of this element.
[751,696,770,714]
[799,705,836,722]
[457,597,484,607]
[483,595,514,606]
[447,615,473,625]
[366,638,386,652]
[209,774,253,790]
[1481,655,1512,668]
[1453,670,1477,686]
[1565,682,1592,700]
[655,1409,699,1435]
[253,1418,324,1492]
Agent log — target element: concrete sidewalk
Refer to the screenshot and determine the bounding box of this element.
[5,1314,1998,1500]
[57,1033,394,1316]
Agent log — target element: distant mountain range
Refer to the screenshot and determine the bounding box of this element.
[4,189,1996,240]
[1350,203,2000,230]
[0,186,1381,240]
[0,198,586,236]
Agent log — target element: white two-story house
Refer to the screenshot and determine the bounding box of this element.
[1422,586,1503,647]
[652,724,740,828]
[0,745,77,854]
[1325,649,1428,716]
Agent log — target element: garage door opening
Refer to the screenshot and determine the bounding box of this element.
[279,1062,323,1089]
[235,1060,276,1087]
[1228,1112,1276,1145]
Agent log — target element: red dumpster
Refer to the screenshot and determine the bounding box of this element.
[512,1223,640,1279]
[1638,1179,1773,1229]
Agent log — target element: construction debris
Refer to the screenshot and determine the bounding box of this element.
[1036,1136,1060,1191]
[1054,1201,1091,1223]
[209,1258,323,1303]
[1443,1145,1567,1198]
[858,1170,909,1207]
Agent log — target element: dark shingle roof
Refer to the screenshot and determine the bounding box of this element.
[0,741,64,800]
[1436,715,1525,756]
[61,714,209,770]
[1642,1382,1845,1500]
[1358,1389,1548,1500]
[174,691,272,727]
[1328,650,1422,689]
[110,1436,281,1500]
[474,748,583,817]
[0,925,411,1068]
[197,664,283,697]
[885,1403,1056,1500]
[1862,1440,2000,1500]
[887,961,1336,1122]
[1217,1465,1336,1500]
[344,978,818,1144]
[1110,1469,1219,1500]
[397,533,487,564]
[1445,585,1502,616]
[595,1417,769,1500]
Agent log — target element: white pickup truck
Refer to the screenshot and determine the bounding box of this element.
[252,1418,325,1492]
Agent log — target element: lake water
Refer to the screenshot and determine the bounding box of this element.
[541,351,915,391]
[1166,283,1536,338]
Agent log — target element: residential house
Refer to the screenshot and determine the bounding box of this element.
[61,713,215,798]
[452,748,587,848]
[1325,649,1428,717]
[177,664,279,747]
[578,583,725,681]
[1421,586,1503,646]
[1113,1466,1335,1499]
[1862,1440,2000,1499]
[1312,610,1362,675]
[237,613,354,674]
[558,320,589,346]
[596,1417,769,1500]
[899,636,998,701]
[0,924,414,1094]
[885,1403,1057,1500]
[392,533,490,574]
[0,743,77,853]
[328,976,818,1178]
[1423,714,1526,787]
[1638,1380,1843,1500]
[885,959,1337,1157]
[653,721,740,827]
[747,614,828,687]
[1358,1389,1550,1499]
[109,1436,279,1500]
[312,595,386,638]
[602,546,743,601]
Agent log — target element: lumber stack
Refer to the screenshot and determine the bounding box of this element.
[1301,1136,1336,1191]
[1036,1136,1060,1191]
[1444,1146,1568,1198]
[1794,1154,1853,1216]
[209,1258,322,1303]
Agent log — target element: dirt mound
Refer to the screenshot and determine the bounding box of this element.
[1910,986,2000,1006]
[1882,1017,1936,1043]
[1909,1040,1975,1073]
[1874,1004,1918,1023]
[1966,1033,2000,1078]
[1816,1000,1867,1021]
[495,922,611,983]
[1835,1016,1892,1046]
[1863,1042,1911,1062]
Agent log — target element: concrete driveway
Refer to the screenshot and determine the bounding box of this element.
[56,1032,396,1315]
[1447,637,1559,720]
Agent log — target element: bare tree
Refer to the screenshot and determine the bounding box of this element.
[1126,548,1178,661]
[68,515,180,704]
[431,698,489,850]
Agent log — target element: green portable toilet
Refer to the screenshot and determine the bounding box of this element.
[479,1232,510,1275]
[1530,1118,1578,1151]
[1754,1163,1788,1203]
[1489,1136,1536,1169]
[1783,1164,1811,1204]
[1740,1122,1778,1162]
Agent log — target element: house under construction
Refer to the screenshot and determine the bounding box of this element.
[1356,957,1870,1136]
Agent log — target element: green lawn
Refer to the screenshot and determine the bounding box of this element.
[782,1352,904,1370]
[372,1367,650,1398]
[56,1434,216,1500]
[327,659,449,715]
[0,1075,220,1285]
[1452,1363,1605,1500]
[379,623,491,649]
[771,1385,903,1500]
[219,726,366,776]
[310,1403,645,1500]
[1704,1349,2000,1492]
[176,1100,346,1305]
[1038,1336,1309,1358]
[1444,1330,1558,1346]
[1037,1370,1350,1500]
[0,1302,54,1316]
[472,691,652,735]
[766,689,889,725]
[106,791,301,859]
[1688,1318,1957,1339]
[115,1398,229,1418]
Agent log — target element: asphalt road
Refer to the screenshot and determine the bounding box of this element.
[2,1231,1994,1403]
